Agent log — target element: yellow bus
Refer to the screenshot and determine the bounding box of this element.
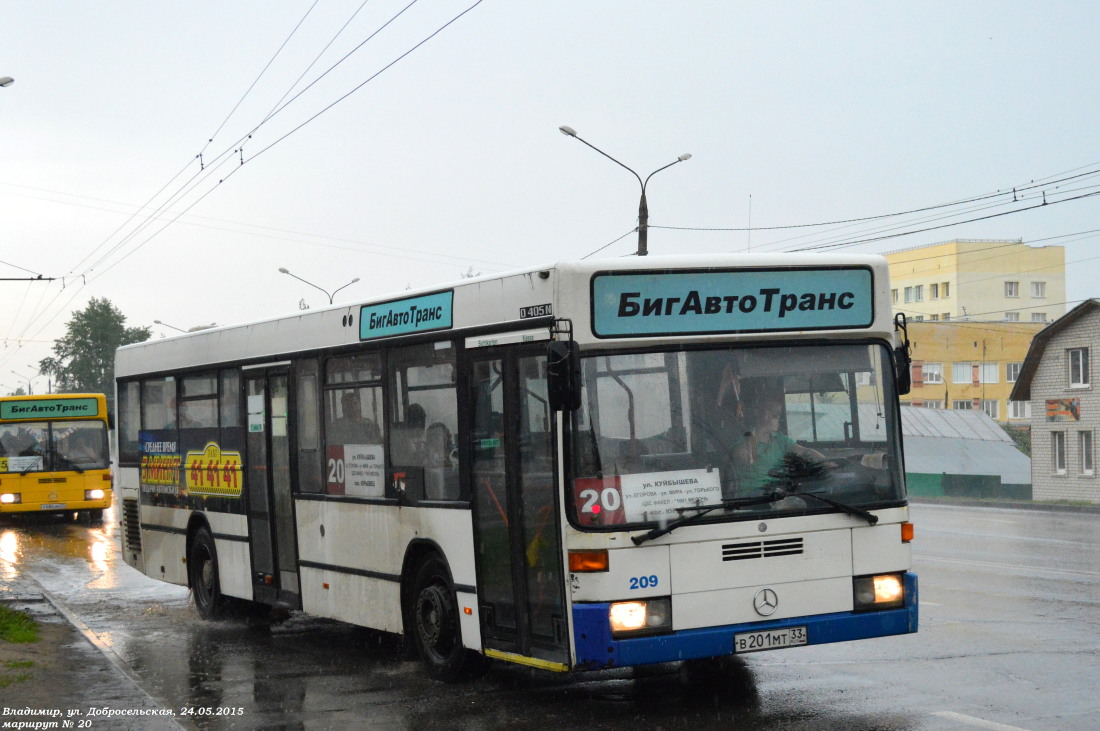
[0,393,112,521]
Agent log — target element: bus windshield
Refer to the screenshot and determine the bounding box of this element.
[568,342,905,528]
[0,420,109,474]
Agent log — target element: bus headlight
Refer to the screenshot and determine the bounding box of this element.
[85,489,105,500]
[0,493,21,504]
[609,597,672,637]
[853,573,905,611]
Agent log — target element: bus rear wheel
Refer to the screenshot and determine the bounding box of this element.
[410,556,486,682]
[189,527,231,620]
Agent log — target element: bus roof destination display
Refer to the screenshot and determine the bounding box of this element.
[360,291,454,340]
[1,397,101,420]
[592,267,874,337]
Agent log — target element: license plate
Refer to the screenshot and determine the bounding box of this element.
[734,626,808,653]
[40,503,66,510]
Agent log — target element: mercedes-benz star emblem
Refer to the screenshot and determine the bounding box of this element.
[753,588,778,616]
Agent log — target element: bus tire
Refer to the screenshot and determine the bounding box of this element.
[410,556,486,682]
[189,527,231,620]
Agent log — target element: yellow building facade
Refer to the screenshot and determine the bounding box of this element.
[886,239,1065,324]
[903,321,1045,422]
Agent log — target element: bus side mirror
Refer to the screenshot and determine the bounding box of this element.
[894,345,911,395]
[547,341,581,411]
[893,313,912,396]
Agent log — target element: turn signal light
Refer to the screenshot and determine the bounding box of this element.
[901,522,914,543]
[568,550,609,572]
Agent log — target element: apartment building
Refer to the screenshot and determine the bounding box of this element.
[903,321,1044,422]
[885,239,1065,324]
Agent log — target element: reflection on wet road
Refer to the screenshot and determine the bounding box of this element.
[2,503,1098,730]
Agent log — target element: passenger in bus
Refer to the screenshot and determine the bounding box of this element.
[390,403,426,466]
[424,422,459,500]
[330,390,381,445]
[721,372,826,494]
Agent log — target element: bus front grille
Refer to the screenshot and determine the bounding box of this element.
[122,498,142,553]
[722,537,803,561]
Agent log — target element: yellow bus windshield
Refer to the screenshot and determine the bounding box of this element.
[0,420,110,474]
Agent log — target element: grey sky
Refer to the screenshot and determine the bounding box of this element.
[3,1,1098,388]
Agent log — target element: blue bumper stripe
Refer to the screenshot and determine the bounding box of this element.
[573,572,918,669]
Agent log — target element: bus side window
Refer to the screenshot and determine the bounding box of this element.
[295,359,323,494]
[118,381,141,464]
[388,341,459,503]
[142,376,177,436]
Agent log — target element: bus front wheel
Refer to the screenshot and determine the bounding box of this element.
[189,527,230,620]
[410,556,486,682]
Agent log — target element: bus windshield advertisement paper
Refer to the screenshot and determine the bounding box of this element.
[592,268,874,337]
[573,469,722,525]
[326,444,385,497]
[360,291,453,340]
[0,456,42,473]
[1,397,100,420]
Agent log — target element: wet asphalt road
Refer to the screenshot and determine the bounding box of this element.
[1,502,1098,730]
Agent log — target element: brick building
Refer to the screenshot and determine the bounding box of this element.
[1010,299,1100,503]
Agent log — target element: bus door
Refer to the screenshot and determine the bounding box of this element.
[244,367,301,610]
[469,344,568,667]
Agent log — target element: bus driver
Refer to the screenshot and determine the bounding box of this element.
[717,367,827,495]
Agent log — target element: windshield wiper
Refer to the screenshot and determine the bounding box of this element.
[632,491,784,546]
[794,489,878,525]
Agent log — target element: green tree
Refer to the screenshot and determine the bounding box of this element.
[1002,423,1031,457]
[38,298,151,403]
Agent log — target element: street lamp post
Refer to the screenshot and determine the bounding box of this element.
[154,319,187,333]
[559,125,691,257]
[0,77,13,88]
[25,365,51,394]
[11,370,35,395]
[278,268,360,304]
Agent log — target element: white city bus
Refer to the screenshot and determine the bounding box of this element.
[115,254,917,681]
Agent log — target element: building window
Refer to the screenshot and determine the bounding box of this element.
[1032,281,1046,298]
[1081,431,1094,475]
[923,363,944,384]
[912,315,924,321]
[1068,347,1090,388]
[952,362,971,384]
[1053,432,1066,474]
[931,283,939,299]
[1004,312,1020,322]
[914,285,924,302]
[891,289,898,304]
[922,400,944,409]
[1031,312,1047,323]
[1006,362,1022,383]
[942,312,951,321]
[942,282,950,298]
[980,400,1000,420]
[903,287,913,303]
[1005,281,1019,298]
[979,362,999,384]
[952,400,973,410]
[930,314,939,321]
[1008,400,1031,419]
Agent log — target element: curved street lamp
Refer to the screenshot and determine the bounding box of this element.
[0,77,13,88]
[279,267,360,304]
[154,319,187,333]
[559,125,690,257]
[11,370,35,395]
